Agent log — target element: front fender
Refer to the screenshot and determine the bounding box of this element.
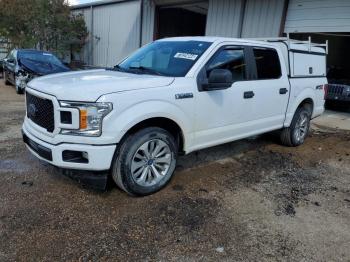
[101,99,194,150]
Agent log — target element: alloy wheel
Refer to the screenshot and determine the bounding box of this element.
[294,112,309,142]
[131,139,172,187]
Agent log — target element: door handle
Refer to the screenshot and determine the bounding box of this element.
[279,88,288,94]
[244,91,255,99]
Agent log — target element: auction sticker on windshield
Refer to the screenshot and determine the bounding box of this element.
[174,53,198,60]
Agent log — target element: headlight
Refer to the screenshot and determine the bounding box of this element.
[59,101,113,136]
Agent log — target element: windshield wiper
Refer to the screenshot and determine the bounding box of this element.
[128,66,164,76]
[107,64,129,72]
[107,65,164,76]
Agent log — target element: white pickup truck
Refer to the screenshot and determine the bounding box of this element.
[22,36,327,195]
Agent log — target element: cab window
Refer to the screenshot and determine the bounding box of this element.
[206,48,246,82]
[253,48,281,79]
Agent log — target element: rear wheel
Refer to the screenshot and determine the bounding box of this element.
[112,127,177,196]
[280,106,311,147]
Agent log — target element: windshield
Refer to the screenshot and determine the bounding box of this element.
[117,40,212,77]
[18,51,64,66]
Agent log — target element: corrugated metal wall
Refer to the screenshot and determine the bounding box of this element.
[75,0,141,67]
[206,0,285,38]
[72,8,92,64]
[93,1,140,67]
[93,2,140,67]
[75,0,286,66]
[241,0,285,37]
[141,0,155,45]
[285,0,350,33]
[153,0,196,5]
[205,0,244,37]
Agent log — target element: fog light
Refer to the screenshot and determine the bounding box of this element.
[82,151,89,160]
[62,150,89,163]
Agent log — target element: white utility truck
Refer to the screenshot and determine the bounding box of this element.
[22,36,327,195]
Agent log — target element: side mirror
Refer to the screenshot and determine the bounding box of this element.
[204,69,233,90]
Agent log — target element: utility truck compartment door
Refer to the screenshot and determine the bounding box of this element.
[290,52,326,77]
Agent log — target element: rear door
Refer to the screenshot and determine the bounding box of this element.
[246,47,290,131]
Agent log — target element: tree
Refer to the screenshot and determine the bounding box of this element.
[0,0,87,57]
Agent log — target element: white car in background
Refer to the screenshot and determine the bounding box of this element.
[22,36,327,196]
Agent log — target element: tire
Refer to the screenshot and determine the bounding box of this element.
[14,76,24,94]
[4,72,11,85]
[111,127,178,196]
[15,84,24,94]
[280,106,312,147]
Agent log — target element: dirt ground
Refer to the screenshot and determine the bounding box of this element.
[0,79,350,262]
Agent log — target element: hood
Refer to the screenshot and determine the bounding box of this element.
[27,69,175,101]
[19,58,70,75]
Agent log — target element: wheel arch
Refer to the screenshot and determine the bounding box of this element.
[297,97,314,114]
[284,87,316,127]
[119,117,186,154]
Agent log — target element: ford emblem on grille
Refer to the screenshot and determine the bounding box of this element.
[28,103,38,118]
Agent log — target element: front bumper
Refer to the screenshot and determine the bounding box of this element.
[22,124,117,171]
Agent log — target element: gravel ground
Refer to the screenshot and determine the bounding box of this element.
[0,80,350,261]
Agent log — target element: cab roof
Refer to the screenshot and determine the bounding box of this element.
[158,36,273,46]
[158,36,326,54]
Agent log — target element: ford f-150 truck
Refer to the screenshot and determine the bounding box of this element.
[22,36,327,196]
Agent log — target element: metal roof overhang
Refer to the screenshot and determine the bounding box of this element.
[70,0,138,10]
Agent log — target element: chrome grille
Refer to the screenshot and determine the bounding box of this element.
[327,84,344,95]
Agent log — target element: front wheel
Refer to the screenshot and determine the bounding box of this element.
[4,72,11,85]
[15,76,24,94]
[280,106,311,147]
[112,127,178,196]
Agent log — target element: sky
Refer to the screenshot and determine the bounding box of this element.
[68,0,101,6]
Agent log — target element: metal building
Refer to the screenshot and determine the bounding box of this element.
[72,0,350,75]
[0,38,8,60]
[71,0,288,66]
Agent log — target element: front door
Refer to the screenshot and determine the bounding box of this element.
[194,45,254,149]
